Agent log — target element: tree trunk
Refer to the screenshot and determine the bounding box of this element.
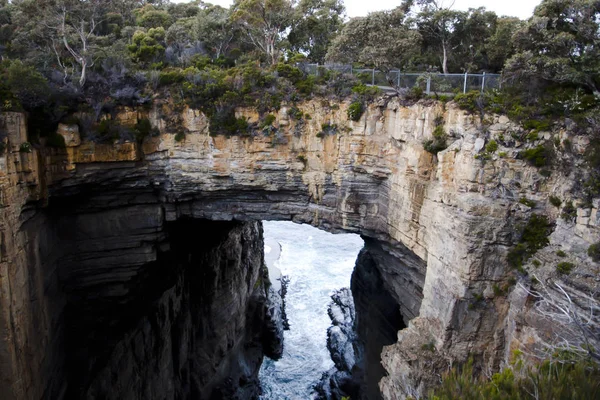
[79,59,87,87]
[442,42,448,75]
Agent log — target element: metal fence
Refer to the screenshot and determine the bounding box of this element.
[298,63,501,94]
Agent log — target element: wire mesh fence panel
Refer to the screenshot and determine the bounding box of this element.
[298,63,319,76]
[483,74,501,91]
[324,63,352,75]
[354,69,375,85]
[465,74,484,92]
[399,74,423,90]
[429,74,465,94]
[374,70,390,86]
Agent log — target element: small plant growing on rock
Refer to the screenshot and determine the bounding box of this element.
[561,201,577,222]
[519,197,536,208]
[19,142,32,153]
[174,131,185,142]
[347,101,364,122]
[556,261,574,275]
[317,123,338,138]
[549,195,562,207]
[485,140,498,153]
[532,259,541,267]
[556,250,567,257]
[421,342,436,352]
[507,214,554,269]
[260,114,276,129]
[287,106,304,120]
[423,125,448,155]
[521,145,551,168]
[588,242,600,262]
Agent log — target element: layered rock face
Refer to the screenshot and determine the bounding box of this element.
[0,96,598,399]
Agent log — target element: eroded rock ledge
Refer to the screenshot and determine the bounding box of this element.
[0,97,598,399]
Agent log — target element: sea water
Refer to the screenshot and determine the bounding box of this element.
[259,221,364,399]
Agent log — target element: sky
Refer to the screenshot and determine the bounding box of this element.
[174,0,540,19]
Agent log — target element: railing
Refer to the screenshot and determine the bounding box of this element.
[298,63,501,94]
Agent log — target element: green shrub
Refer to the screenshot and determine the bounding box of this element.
[19,142,32,153]
[134,118,158,142]
[522,119,551,132]
[485,140,498,153]
[588,242,600,262]
[498,151,507,158]
[454,90,483,114]
[260,114,276,129]
[519,197,536,208]
[521,145,551,168]
[174,131,185,142]
[549,195,562,207]
[159,69,185,86]
[347,101,364,122]
[526,131,539,141]
[532,259,541,267]
[428,358,600,400]
[317,123,338,138]
[556,250,567,257]
[287,106,304,120]
[557,262,575,274]
[423,125,448,155]
[507,214,554,269]
[561,201,577,222]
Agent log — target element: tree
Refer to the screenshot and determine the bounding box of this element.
[10,0,116,87]
[287,0,345,63]
[411,0,465,74]
[231,0,294,64]
[485,16,522,72]
[195,4,236,60]
[326,7,421,90]
[504,0,600,95]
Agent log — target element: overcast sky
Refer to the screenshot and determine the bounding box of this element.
[176,0,540,19]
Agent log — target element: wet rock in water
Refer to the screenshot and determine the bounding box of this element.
[315,288,361,400]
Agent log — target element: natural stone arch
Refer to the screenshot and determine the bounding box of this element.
[0,99,527,398]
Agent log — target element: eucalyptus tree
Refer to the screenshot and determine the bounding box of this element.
[231,0,294,64]
[195,4,237,60]
[11,0,117,87]
[326,7,421,90]
[505,0,600,96]
[287,0,345,63]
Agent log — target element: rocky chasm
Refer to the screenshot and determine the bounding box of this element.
[0,97,598,399]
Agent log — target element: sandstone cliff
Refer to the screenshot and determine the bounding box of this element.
[0,96,597,398]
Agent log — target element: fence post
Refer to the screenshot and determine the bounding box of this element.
[463,72,468,93]
[426,76,431,95]
[397,70,400,89]
[481,72,486,92]
[372,69,375,86]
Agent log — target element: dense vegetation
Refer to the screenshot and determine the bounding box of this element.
[428,355,600,400]
[0,0,597,142]
[0,0,575,139]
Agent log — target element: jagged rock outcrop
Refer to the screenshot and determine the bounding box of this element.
[315,288,359,400]
[0,96,598,399]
